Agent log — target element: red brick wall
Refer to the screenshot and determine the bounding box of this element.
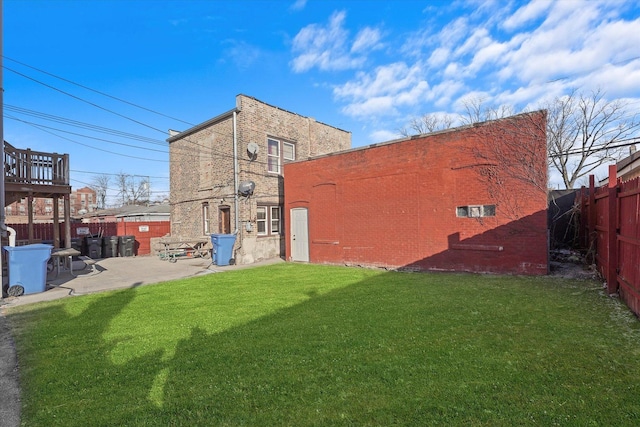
[284,112,548,275]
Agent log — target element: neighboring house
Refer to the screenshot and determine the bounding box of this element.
[600,146,640,185]
[284,111,549,276]
[70,186,97,215]
[167,94,351,264]
[5,186,97,220]
[80,204,170,223]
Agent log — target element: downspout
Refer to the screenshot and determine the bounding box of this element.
[232,111,242,259]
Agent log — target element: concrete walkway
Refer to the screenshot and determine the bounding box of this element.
[0,255,283,427]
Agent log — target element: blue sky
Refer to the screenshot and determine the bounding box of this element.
[4,0,640,205]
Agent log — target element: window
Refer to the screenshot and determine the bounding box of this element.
[456,205,496,218]
[267,138,295,174]
[257,205,282,236]
[202,203,210,234]
[270,206,280,234]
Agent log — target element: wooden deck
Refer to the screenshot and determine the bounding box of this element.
[3,141,72,248]
[4,142,71,204]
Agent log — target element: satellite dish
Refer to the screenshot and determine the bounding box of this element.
[247,142,259,159]
[238,181,256,196]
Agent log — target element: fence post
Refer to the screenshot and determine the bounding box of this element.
[579,185,586,249]
[588,175,596,262]
[607,165,618,295]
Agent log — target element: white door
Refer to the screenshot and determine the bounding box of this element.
[290,208,309,262]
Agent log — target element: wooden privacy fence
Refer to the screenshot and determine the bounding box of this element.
[7,223,117,243]
[6,221,171,256]
[579,165,640,316]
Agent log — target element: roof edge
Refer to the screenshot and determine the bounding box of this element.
[167,107,237,143]
[288,110,547,164]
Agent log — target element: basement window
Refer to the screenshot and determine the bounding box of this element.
[456,205,496,218]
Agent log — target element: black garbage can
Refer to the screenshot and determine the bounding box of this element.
[102,236,119,258]
[118,235,135,257]
[84,236,102,259]
[63,237,84,255]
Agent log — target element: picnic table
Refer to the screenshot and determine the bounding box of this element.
[158,237,210,262]
[49,248,82,277]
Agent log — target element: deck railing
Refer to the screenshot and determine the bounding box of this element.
[4,143,69,186]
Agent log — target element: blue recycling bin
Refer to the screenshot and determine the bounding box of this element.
[4,244,53,295]
[210,234,237,266]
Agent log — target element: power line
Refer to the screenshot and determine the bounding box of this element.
[5,66,170,135]
[4,115,169,154]
[3,56,196,127]
[7,116,169,162]
[71,169,169,179]
[5,104,166,145]
[3,60,321,176]
[548,136,640,158]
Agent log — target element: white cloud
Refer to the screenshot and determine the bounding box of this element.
[351,27,383,53]
[430,80,466,108]
[454,27,491,57]
[502,0,553,31]
[290,11,382,73]
[369,129,402,143]
[496,2,640,89]
[301,0,640,148]
[427,47,450,68]
[221,40,262,69]
[335,62,430,118]
[290,0,307,12]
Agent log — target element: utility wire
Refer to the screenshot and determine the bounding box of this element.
[5,104,166,145]
[4,116,169,154]
[548,137,640,158]
[71,169,169,179]
[3,56,195,126]
[6,115,169,162]
[5,66,170,135]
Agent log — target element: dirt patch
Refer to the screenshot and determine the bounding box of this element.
[549,250,600,280]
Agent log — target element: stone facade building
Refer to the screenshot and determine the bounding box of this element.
[167,94,351,264]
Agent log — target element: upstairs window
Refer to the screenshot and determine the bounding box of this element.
[267,138,295,174]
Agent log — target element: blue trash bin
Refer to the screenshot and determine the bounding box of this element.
[3,244,53,295]
[210,234,237,266]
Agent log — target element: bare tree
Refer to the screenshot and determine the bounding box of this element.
[459,97,515,125]
[399,113,454,136]
[545,89,640,188]
[91,174,110,209]
[115,172,150,206]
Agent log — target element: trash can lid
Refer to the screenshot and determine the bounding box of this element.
[3,243,53,252]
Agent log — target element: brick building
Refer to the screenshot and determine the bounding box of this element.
[284,111,549,275]
[167,94,351,264]
[5,186,97,222]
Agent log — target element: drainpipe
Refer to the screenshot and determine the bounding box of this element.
[232,111,242,260]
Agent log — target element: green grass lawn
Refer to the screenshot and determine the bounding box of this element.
[7,263,640,426]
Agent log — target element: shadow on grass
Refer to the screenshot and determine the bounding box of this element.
[11,266,640,426]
